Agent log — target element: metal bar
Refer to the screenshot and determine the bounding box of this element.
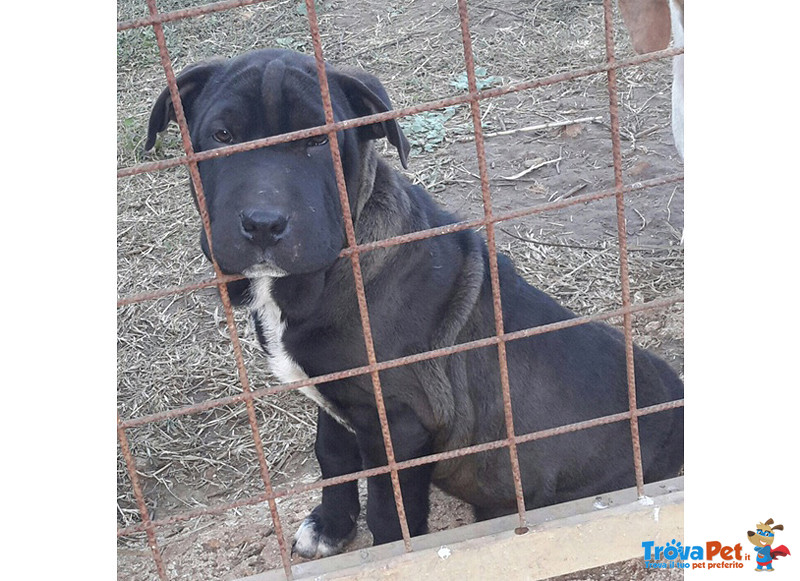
[117,272,245,307]
[456,0,527,528]
[118,46,683,179]
[118,173,683,308]
[117,414,169,580]
[303,0,414,552]
[118,398,684,538]
[602,0,645,497]
[143,0,294,576]
[118,0,272,31]
[119,293,682,429]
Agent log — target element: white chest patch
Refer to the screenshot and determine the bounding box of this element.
[249,277,354,432]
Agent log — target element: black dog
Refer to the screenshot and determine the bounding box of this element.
[146,49,683,558]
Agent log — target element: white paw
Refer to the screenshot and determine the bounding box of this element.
[292,515,350,559]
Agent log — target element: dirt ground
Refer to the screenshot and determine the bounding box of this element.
[117,1,683,579]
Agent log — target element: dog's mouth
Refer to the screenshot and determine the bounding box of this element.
[243,262,289,279]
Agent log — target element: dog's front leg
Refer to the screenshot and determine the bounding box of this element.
[364,463,434,545]
[292,408,361,559]
[357,406,435,545]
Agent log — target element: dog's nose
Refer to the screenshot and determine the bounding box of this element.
[240,209,289,249]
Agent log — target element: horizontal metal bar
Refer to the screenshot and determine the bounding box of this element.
[118,292,682,429]
[117,398,683,538]
[117,46,682,179]
[118,0,273,32]
[117,172,683,308]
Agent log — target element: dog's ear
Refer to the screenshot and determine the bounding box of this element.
[332,69,411,169]
[145,59,226,151]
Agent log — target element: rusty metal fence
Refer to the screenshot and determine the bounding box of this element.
[117,1,684,579]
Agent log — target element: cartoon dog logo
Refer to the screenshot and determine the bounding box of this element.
[747,518,791,572]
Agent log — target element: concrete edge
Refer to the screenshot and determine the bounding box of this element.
[242,476,683,581]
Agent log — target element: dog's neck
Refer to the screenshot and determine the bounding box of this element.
[351,144,413,283]
[353,141,379,223]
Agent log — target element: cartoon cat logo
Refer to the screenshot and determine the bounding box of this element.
[747,518,791,572]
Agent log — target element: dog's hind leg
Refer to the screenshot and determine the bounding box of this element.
[292,409,361,559]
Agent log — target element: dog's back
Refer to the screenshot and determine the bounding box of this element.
[425,224,683,512]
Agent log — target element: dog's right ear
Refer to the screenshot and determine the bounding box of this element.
[145,59,226,151]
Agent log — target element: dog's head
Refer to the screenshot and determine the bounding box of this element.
[145,49,410,285]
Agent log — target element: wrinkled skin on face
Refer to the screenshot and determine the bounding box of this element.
[145,49,409,280]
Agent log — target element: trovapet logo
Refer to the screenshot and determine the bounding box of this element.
[642,539,745,570]
[642,517,791,572]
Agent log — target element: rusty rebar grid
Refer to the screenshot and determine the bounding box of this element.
[124,1,296,578]
[117,0,684,578]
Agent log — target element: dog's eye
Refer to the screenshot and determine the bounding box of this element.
[213,129,233,144]
[306,135,329,147]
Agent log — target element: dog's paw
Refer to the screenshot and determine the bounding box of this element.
[292,507,357,559]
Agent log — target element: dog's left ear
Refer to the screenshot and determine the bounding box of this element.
[332,69,411,169]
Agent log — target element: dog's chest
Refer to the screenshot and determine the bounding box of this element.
[249,277,353,431]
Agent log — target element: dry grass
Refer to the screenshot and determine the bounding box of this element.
[117,0,683,577]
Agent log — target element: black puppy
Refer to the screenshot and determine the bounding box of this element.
[146,49,683,558]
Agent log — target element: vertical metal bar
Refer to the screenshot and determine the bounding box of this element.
[601,0,645,496]
[117,415,169,581]
[456,0,528,529]
[303,0,414,552]
[144,1,295,576]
